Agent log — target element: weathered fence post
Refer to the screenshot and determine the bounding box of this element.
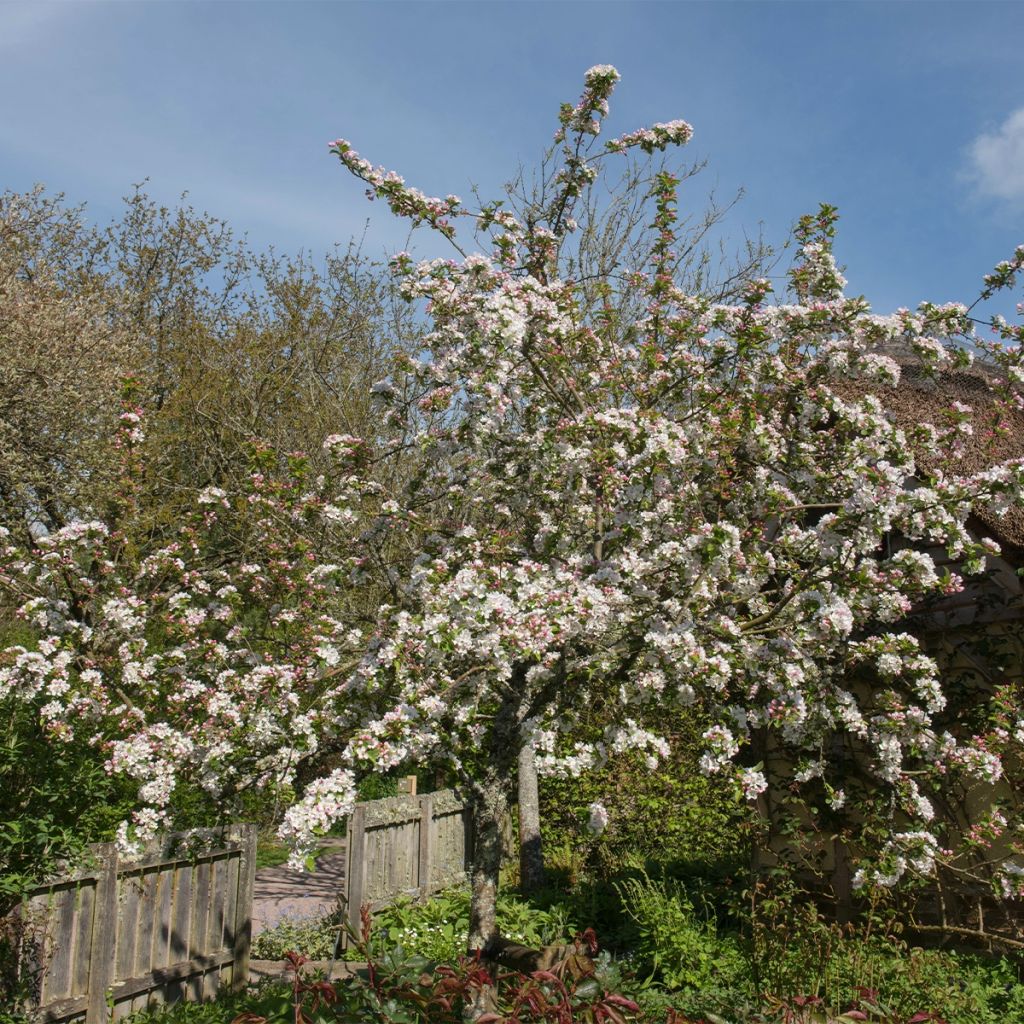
[85,843,118,1024]
[345,804,367,940]
[417,793,434,899]
[230,825,257,991]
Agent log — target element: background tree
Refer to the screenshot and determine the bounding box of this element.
[0,185,421,550]
[0,188,136,544]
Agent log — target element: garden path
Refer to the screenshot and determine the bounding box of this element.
[251,845,347,938]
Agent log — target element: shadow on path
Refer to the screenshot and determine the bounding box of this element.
[252,851,347,937]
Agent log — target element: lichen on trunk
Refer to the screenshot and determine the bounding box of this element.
[467,779,507,952]
[517,736,545,893]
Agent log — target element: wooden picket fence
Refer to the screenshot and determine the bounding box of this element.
[343,788,471,940]
[17,825,257,1023]
[17,790,470,1021]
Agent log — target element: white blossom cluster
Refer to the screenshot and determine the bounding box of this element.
[4,67,1024,895]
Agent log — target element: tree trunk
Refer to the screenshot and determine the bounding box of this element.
[463,665,531,1020]
[467,779,507,952]
[517,738,545,893]
[464,779,508,1021]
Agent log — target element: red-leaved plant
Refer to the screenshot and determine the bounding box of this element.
[766,985,950,1024]
[235,907,643,1024]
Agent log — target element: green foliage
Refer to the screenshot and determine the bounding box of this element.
[254,841,327,870]
[111,919,1024,1024]
[614,872,748,993]
[0,625,135,1007]
[117,984,257,1024]
[251,914,343,962]
[105,880,1024,1024]
[216,932,641,1024]
[373,886,579,963]
[165,774,298,835]
[538,719,751,879]
[248,885,580,966]
[356,773,400,802]
[745,881,1024,1024]
[0,692,135,912]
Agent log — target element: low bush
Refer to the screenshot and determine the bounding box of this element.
[251,913,343,962]
[251,885,581,965]
[615,872,749,993]
[243,925,639,1024]
[113,986,255,1024]
[373,886,579,964]
[0,684,137,1011]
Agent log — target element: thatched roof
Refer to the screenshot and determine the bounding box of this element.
[835,356,1024,557]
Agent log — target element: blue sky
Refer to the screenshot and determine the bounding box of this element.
[2,1,1023,318]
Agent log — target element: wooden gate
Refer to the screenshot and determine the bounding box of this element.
[19,791,472,1015]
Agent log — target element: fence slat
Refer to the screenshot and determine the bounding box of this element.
[346,804,367,938]
[418,793,434,897]
[154,865,174,971]
[115,871,140,984]
[190,859,211,960]
[170,862,192,969]
[85,844,118,1024]
[222,851,239,954]
[208,857,226,955]
[42,887,77,1003]
[135,870,158,979]
[230,825,256,991]
[72,882,95,999]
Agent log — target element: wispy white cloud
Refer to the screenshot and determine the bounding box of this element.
[967,107,1024,202]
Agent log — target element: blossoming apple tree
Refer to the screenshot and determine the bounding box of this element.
[3,66,1024,953]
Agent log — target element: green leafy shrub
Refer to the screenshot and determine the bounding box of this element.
[615,871,748,994]
[746,879,1024,1024]
[538,716,752,882]
[117,908,1024,1024]
[251,914,343,961]
[117,984,258,1024]
[241,928,643,1024]
[356,773,400,802]
[759,937,1024,1024]
[0,693,136,910]
[372,885,579,963]
[0,684,137,1010]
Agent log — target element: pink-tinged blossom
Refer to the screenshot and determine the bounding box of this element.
[607,120,694,155]
[586,801,610,835]
[739,768,768,800]
[5,70,1024,895]
[278,768,357,866]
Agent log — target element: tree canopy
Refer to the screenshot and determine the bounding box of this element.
[3,67,1024,953]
